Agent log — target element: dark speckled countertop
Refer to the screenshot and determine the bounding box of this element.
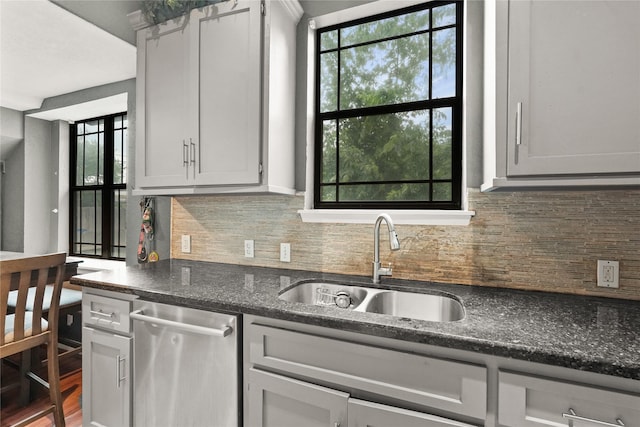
[71,259,640,381]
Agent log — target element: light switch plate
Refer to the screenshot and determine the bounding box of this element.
[244,240,255,258]
[280,243,291,263]
[181,235,191,253]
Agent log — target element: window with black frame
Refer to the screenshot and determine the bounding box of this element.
[314,1,462,210]
[70,113,127,259]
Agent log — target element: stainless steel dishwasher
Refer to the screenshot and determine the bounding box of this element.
[130,300,239,426]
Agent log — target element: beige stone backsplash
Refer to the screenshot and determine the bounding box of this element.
[171,189,640,300]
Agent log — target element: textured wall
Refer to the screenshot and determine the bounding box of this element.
[171,189,640,300]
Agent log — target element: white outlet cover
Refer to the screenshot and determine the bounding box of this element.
[280,243,291,262]
[244,240,255,258]
[597,260,619,288]
[181,235,191,253]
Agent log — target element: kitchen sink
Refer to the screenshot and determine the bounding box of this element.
[362,290,465,322]
[278,281,368,309]
[278,281,465,322]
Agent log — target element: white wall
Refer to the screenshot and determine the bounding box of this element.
[51,120,70,253]
[1,107,26,251]
[1,147,25,251]
[23,116,53,253]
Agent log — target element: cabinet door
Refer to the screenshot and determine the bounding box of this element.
[136,16,192,188]
[348,399,476,427]
[249,324,487,420]
[247,368,348,427]
[507,0,640,176]
[190,0,262,186]
[498,371,640,427]
[82,326,132,427]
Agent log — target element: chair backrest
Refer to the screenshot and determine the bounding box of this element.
[1,253,67,353]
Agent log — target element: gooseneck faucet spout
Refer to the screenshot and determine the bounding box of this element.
[373,213,400,284]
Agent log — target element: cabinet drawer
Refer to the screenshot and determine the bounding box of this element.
[498,370,640,427]
[82,293,132,334]
[249,324,487,420]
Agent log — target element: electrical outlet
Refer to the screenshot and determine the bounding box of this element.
[181,235,191,253]
[244,240,255,258]
[597,260,619,288]
[280,243,291,263]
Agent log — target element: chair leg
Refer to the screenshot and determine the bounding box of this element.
[19,349,32,406]
[47,341,66,427]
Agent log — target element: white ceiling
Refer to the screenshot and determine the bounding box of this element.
[0,0,136,113]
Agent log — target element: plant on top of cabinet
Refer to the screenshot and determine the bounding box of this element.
[141,0,221,25]
[130,0,302,196]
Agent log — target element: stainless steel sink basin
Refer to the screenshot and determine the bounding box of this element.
[278,281,465,322]
[278,282,368,309]
[362,290,465,322]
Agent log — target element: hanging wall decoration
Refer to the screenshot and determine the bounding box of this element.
[138,198,158,263]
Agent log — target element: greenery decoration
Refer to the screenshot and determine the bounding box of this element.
[142,0,224,25]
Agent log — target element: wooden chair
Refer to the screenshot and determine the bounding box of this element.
[6,283,83,361]
[1,252,67,427]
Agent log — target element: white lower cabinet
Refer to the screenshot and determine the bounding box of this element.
[248,368,348,427]
[498,371,640,427]
[244,317,486,427]
[348,398,475,427]
[82,288,135,427]
[82,327,132,427]
[248,368,475,427]
[244,315,640,427]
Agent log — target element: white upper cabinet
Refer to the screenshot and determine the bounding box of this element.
[190,3,262,187]
[132,0,302,195]
[483,0,640,191]
[137,14,191,188]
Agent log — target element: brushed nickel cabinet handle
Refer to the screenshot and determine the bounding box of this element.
[182,140,189,165]
[515,101,523,146]
[90,309,115,319]
[562,408,624,427]
[116,355,127,388]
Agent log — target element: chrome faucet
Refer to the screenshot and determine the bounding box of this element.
[372,213,400,284]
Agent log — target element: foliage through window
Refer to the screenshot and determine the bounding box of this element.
[70,113,127,259]
[314,1,462,209]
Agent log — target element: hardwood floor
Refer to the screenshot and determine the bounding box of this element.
[1,354,82,427]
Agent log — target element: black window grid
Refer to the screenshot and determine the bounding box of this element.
[70,112,127,260]
[314,1,463,210]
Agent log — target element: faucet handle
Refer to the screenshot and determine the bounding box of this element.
[379,263,393,277]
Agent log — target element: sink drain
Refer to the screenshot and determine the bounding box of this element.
[334,291,351,309]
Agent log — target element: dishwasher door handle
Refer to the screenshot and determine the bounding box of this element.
[130,309,233,337]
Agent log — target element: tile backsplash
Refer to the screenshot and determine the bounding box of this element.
[171,189,640,300]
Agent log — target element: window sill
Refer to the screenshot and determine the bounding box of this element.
[297,209,475,225]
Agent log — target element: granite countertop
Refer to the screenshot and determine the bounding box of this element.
[71,259,640,381]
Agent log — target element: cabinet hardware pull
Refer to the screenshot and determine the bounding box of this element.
[130,310,233,337]
[90,309,115,319]
[190,138,197,179]
[182,140,189,166]
[515,102,523,146]
[116,355,127,388]
[183,140,189,179]
[562,408,624,427]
